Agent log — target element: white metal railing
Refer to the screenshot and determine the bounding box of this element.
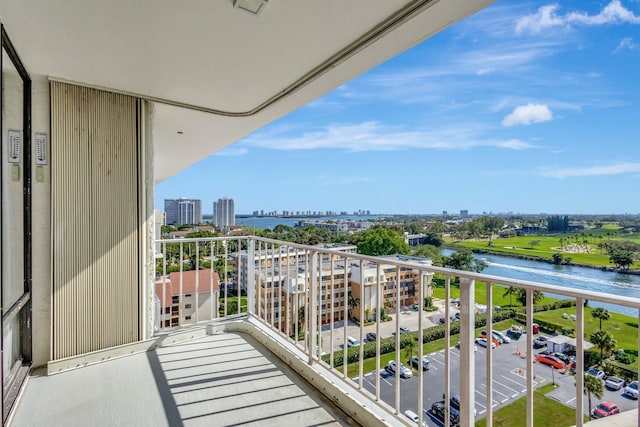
[154,235,640,427]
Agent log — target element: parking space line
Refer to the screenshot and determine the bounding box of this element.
[566,397,576,404]
[500,374,525,388]
[493,379,519,395]
[481,383,510,400]
[430,358,445,367]
[475,389,500,406]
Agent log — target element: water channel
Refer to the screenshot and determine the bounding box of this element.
[443,249,640,317]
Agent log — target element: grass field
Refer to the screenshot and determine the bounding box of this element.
[449,230,640,268]
[534,307,638,351]
[476,383,586,426]
[431,282,559,308]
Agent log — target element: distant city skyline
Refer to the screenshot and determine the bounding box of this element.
[155,0,640,215]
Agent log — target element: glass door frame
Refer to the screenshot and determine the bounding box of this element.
[1,22,32,425]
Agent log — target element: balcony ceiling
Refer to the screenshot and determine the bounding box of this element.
[0,0,492,181]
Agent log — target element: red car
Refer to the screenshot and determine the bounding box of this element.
[535,354,565,369]
[592,401,619,418]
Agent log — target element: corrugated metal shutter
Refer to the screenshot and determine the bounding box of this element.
[51,82,141,359]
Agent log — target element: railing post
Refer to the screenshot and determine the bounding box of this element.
[486,283,493,427]
[247,238,255,316]
[309,250,318,364]
[526,289,534,427]
[459,277,475,427]
[576,297,584,426]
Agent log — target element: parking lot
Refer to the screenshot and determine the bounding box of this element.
[354,338,543,425]
[351,332,639,425]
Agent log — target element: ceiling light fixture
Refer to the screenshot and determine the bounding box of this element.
[233,0,268,16]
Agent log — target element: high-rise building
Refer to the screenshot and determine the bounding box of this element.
[164,198,202,225]
[213,197,235,228]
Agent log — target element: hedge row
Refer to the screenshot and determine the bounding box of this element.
[604,359,638,381]
[324,308,516,367]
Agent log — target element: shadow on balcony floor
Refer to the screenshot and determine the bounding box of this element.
[10,332,359,427]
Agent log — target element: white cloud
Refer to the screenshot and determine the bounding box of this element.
[214,147,248,157]
[566,0,640,25]
[502,103,553,126]
[515,4,567,34]
[499,139,535,150]
[541,162,640,178]
[614,37,640,53]
[516,1,640,35]
[243,121,535,152]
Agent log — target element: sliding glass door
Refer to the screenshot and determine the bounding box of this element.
[1,23,32,425]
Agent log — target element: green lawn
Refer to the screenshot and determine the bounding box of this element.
[452,236,613,267]
[431,282,559,308]
[449,230,640,268]
[219,295,248,313]
[476,384,587,426]
[533,307,638,351]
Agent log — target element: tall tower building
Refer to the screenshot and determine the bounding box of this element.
[164,198,202,225]
[213,197,235,228]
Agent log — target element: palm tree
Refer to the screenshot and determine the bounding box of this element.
[347,294,359,319]
[583,374,604,420]
[591,307,611,330]
[590,330,617,360]
[403,338,418,362]
[503,286,518,307]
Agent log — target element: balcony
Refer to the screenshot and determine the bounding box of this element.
[9,236,640,426]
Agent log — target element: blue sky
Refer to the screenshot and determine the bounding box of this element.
[156,0,640,215]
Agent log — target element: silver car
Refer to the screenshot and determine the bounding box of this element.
[387,360,412,378]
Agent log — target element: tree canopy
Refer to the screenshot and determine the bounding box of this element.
[442,249,488,273]
[352,227,411,256]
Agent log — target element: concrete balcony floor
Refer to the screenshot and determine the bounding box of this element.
[10,332,358,427]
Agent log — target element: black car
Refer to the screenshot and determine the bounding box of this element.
[366,332,377,341]
[450,394,476,416]
[430,401,460,427]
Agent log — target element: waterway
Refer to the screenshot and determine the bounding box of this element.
[235,215,382,230]
[442,249,640,317]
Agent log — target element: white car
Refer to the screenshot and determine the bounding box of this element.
[604,376,625,391]
[492,330,511,344]
[475,338,496,349]
[387,360,413,378]
[346,336,360,347]
[623,381,638,399]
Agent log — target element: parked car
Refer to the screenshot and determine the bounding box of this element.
[403,409,419,424]
[623,380,638,399]
[410,355,430,371]
[586,367,606,380]
[604,376,625,391]
[479,331,503,346]
[591,401,619,418]
[450,394,477,416]
[492,330,511,344]
[399,326,411,333]
[475,338,496,349]
[366,332,377,342]
[533,335,548,348]
[552,352,570,364]
[535,354,565,369]
[430,401,460,427]
[387,360,412,378]
[347,336,360,347]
